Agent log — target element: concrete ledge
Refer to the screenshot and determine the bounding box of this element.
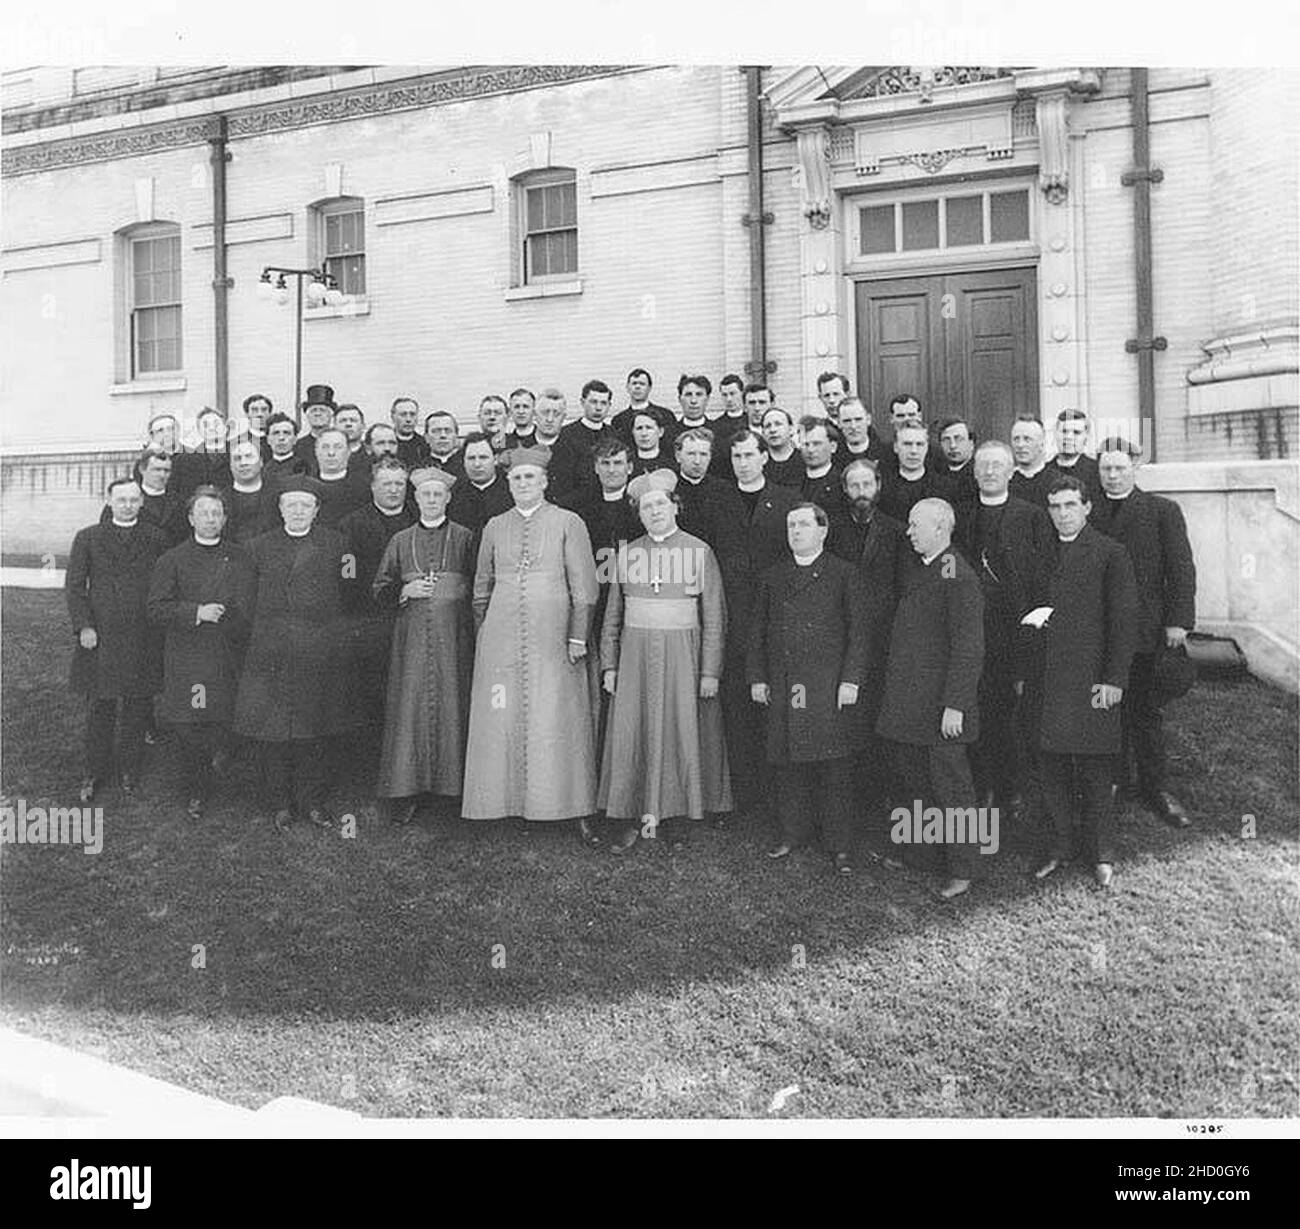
[1196,621,1298,695]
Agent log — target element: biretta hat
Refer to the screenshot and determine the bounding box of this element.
[627,468,679,503]
[409,466,458,493]
[502,445,552,473]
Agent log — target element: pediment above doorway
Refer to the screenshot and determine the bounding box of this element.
[765,66,1102,226]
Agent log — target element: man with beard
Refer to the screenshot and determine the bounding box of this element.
[447,431,512,543]
[147,486,253,819]
[391,396,430,471]
[68,477,170,801]
[372,466,477,822]
[233,475,357,829]
[365,422,400,464]
[827,458,906,845]
[226,437,281,543]
[338,457,418,733]
[312,427,370,528]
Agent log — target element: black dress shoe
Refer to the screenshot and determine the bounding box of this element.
[609,824,639,854]
[1148,791,1190,828]
[389,799,418,825]
[577,815,603,847]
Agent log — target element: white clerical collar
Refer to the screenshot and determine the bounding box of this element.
[769,445,794,460]
[419,516,447,529]
[681,474,705,485]
[396,432,415,441]
[848,443,872,455]
[649,529,674,543]
[629,401,650,412]
[111,518,138,528]
[1055,455,1080,467]
[949,460,971,472]
[725,410,745,420]
[285,527,311,538]
[1017,461,1046,478]
[516,502,543,517]
[536,433,560,446]
[233,479,263,493]
[793,549,822,567]
[602,486,627,502]
[580,418,604,431]
[806,462,832,479]
[1058,530,1082,542]
[680,417,706,428]
[431,451,458,464]
[1107,489,1134,500]
[979,492,1009,506]
[271,453,294,462]
[319,470,347,482]
[349,442,362,453]
[922,548,947,566]
[636,450,660,460]
[194,534,221,546]
[899,468,926,482]
[737,478,766,493]
[142,483,167,496]
[375,502,407,516]
[472,478,496,491]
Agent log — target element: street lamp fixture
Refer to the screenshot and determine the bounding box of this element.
[257,265,345,416]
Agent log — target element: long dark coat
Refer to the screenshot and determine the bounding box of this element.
[233,526,359,741]
[66,521,170,699]
[826,509,906,676]
[1028,524,1139,755]
[722,480,802,663]
[876,547,984,746]
[1091,487,1196,655]
[747,551,867,763]
[146,538,254,725]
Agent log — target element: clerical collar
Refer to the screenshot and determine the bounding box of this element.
[375,502,407,517]
[681,417,706,428]
[922,547,948,566]
[769,445,794,460]
[580,418,604,431]
[649,529,674,543]
[233,479,262,493]
[725,410,745,420]
[270,452,294,462]
[1058,530,1082,542]
[602,486,627,502]
[848,443,872,455]
[516,502,543,518]
[431,450,458,463]
[419,516,447,529]
[319,470,347,482]
[806,462,832,479]
[793,549,822,567]
[536,433,560,446]
[111,518,138,528]
[899,468,926,482]
[979,492,1009,507]
[1107,489,1134,500]
[513,428,535,439]
[396,432,415,441]
[637,450,660,460]
[285,527,311,538]
[949,460,970,473]
[1055,455,1080,468]
[194,534,221,546]
[141,483,167,496]
[1017,461,1046,478]
[737,478,766,493]
[471,478,496,491]
[681,474,705,485]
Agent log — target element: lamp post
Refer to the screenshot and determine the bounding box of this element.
[257,266,344,419]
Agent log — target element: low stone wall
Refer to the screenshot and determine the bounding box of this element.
[1141,460,1299,693]
[1,451,136,565]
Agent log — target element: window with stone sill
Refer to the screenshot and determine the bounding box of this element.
[312,197,366,298]
[515,168,578,285]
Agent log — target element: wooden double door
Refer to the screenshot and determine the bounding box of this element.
[854,267,1039,445]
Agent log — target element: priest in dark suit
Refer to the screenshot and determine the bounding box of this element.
[547,379,617,510]
[1026,475,1139,888]
[447,432,513,545]
[749,502,867,873]
[877,498,985,899]
[67,477,170,800]
[1092,437,1197,827]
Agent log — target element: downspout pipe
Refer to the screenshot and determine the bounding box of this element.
[743,66,773,384]
[1122,68,1166,461]
[208,114,233,417]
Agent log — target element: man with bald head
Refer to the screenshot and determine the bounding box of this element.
[877,497,985,899]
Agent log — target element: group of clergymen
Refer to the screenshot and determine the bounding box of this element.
[65,366,1197,898]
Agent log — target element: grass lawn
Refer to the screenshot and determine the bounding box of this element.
[2,586,1297,1118]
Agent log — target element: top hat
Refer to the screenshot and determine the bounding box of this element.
[302,384,337,411]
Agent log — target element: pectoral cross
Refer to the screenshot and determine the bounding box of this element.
[651,572,662,594]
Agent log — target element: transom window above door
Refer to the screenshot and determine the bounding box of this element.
[855,186,1032,258]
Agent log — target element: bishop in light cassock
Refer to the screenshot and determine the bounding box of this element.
[461,447,601,825]
[372,466,476,822]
